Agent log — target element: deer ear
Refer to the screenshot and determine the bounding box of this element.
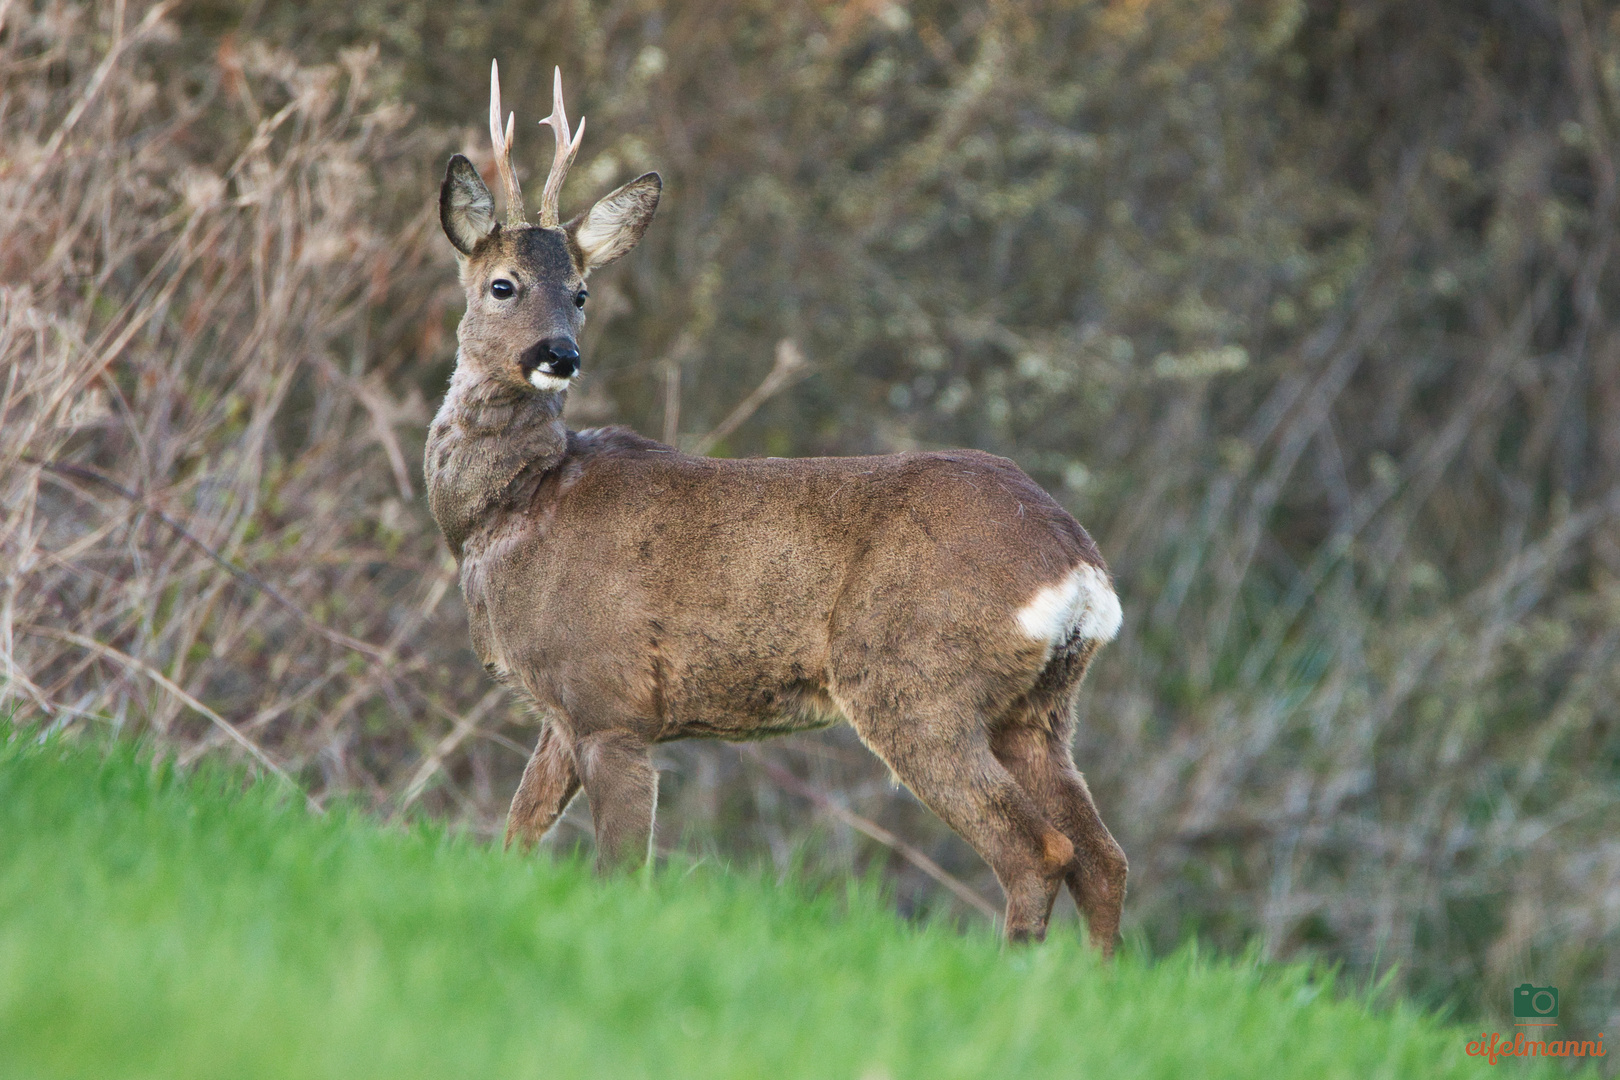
[568,172,661,270]
[441,155,497,255]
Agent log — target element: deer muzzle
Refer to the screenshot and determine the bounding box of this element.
[520,337,580,389]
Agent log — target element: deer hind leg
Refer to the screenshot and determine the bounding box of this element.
[574,728,658,872]
[990,719,1127,957]
[505,721,582,851]
[847,703,1073,943]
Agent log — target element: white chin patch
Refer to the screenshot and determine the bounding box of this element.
[1016,563,1122,647]
[527,371,574,392]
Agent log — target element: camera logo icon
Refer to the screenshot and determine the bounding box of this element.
[1513,984,1559,1019]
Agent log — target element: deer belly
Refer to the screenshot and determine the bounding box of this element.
[646,608,840,739]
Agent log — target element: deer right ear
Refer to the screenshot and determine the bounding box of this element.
[440,155,497,255]
[568,172,661,270]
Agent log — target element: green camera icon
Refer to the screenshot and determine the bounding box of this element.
[1513,983,1558,1019]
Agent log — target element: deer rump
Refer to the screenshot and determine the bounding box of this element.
[461,428,1113,747]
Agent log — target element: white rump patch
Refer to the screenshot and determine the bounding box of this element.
[1015,563,1122,646]
[527,371,573,392]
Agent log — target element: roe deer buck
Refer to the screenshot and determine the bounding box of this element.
[425,62,1128,949]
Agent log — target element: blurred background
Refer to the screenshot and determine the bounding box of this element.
[3,0,1617,1040]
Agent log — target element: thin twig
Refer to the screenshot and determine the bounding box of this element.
[659,330,698,447]
[29,1,176,182]
[398,685,508,811]
[314,356,417,499]
[662,362,682,447]
[18,623,318,812]
[688,339,809,457]
[735,743,1000,920]
[26,457,390,659]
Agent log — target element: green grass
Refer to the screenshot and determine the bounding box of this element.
[0,732,1580,1080]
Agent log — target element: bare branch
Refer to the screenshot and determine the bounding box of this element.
[689,339,809,457]
[735,744,1000,921]
[19,623,318,812]
[26,458,391,660]
[658,330,699,447]
[398,686,509,811]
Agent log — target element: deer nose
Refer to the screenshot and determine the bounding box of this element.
[545,341,580,377]
[519,337,580,380]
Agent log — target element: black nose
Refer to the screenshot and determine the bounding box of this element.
[519,337,580,380]
[544,340,579,377]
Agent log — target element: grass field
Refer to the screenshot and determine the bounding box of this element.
[0,731,1582,1080]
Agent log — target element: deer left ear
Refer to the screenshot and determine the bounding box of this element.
[568,172,661,270]
[441,154,498,255]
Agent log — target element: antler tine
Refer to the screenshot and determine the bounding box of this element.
[489,59,525,225]
[538,66,586,227]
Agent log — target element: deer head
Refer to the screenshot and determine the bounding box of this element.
[440,62,660,394]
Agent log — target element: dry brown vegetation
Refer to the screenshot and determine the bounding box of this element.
[3,0,1617,1038]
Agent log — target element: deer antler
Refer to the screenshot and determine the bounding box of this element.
[489,59,524,225]
[537,66,586,227]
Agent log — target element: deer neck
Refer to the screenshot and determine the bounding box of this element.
[424,365,568,560]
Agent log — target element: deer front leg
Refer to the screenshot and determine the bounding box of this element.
[505,721,581,851]
[574,729,658,871]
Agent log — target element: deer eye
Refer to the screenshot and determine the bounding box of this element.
[490,279,515,299]
[574,289,588,308]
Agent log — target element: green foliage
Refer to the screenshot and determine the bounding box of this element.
[0,733,1580,1080]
